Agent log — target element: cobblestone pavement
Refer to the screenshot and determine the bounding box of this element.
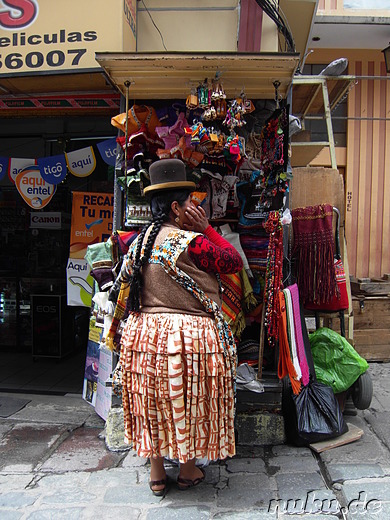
[1,362,389,520]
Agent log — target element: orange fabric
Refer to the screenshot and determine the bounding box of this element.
[277,291,301,395]
[111,105,162,138]
[120,312,236,463]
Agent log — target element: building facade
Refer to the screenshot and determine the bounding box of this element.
[306,0,390,279]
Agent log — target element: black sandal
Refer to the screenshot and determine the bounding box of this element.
[177,468,206,491]
[149,477,169,497]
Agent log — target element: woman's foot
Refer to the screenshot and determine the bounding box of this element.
[149,456,167,496]
[149,477,169,497]
[177,460,206,490]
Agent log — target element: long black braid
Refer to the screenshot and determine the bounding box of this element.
[128,188,191,312]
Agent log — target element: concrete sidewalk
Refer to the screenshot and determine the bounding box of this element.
[1,362,390,519]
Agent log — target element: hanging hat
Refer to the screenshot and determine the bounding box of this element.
[143,158,196,195]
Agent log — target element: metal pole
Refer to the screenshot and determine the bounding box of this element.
[322,80,337,170]
[123,80,131,228]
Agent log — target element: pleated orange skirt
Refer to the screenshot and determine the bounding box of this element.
[119,311,236,463]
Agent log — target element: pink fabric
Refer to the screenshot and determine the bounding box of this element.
[288,284,310,386]
[156,112,192,149]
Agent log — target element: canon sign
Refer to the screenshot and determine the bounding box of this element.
[30,211,62,229]
[32,214,60,224]
[0,0,39,30]
[36,304,56,313]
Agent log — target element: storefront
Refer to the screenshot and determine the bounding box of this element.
[0,0,137,390]
[1,1,323,409]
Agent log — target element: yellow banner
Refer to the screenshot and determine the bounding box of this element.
[66,146,96,178]
[0,0,136,75]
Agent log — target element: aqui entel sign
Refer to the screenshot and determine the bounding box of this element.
[0,0,136,75]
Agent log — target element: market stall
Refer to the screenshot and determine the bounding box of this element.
[83,52,370,447]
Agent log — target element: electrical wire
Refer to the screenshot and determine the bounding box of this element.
[140,0,168,52]
[253,0,295,53]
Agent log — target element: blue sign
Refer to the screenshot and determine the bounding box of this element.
[37,154,67,185]
[0,156,8,181]
[97,138,120,166]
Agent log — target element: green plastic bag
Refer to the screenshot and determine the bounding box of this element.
[309,327,369,394]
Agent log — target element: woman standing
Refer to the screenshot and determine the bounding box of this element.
[107,158,243,495]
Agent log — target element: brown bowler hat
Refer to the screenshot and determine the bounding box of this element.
[143,159,196,195]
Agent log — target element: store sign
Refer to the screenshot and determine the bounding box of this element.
[69,191,114,259]
[67,258,93,307]
[15,165,56,209]
[0,1,39,30]
[0,94,121,111]
[66,147,96,178]
[96,138,120,167]
[0,156,7,181]
[0,0,136,75]
[8,157,36,183]
[82,322,101,406]
[95,346,113,420]
[37,154,67,184]
[30,211,69,229]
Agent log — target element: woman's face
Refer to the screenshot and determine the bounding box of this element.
[172,195,192,228]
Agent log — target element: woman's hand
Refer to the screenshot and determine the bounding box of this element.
[183,204,209,233]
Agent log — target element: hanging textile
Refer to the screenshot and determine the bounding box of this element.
[277,291,301,395]
[291,204,338,306]
[263,211,284,347]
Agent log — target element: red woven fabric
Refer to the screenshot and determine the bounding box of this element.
[291,204,338,306]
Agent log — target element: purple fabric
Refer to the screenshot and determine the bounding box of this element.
[288,283,310,386]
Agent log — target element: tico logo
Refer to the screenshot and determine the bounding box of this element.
[0,0,39,30]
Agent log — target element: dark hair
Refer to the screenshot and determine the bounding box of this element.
[127,189,191,312]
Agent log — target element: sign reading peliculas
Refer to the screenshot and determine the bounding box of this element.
[0,0,136,75]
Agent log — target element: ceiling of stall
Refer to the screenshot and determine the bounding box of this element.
[94,52,301,100]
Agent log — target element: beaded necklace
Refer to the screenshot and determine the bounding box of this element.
[260,108,288,174]
[263,210,284,348]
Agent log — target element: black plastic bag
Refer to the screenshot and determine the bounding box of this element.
[285,381,348,446]
[282,299,348,446]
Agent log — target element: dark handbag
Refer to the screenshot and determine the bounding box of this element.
[305,207,349,312]
[282,299,348,446]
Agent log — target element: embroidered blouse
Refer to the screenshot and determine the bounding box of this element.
[188,225,243,274]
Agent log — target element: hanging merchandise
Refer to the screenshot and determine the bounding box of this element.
[223,99,246,129]
[304,207,349,312]
[221,268,257,340]
[245,132,262,161]
[117,125,165,161]
[111,104,162,138]
[263,211,284,347]
[156,112,192,150]
[223,135,244,164]
[278,291,301,394]
[291,204,338,307]
[117,169,153,227]
[186,88,199,110]
[280,292,349,446]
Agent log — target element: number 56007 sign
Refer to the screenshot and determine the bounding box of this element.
[0,48,87,70]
